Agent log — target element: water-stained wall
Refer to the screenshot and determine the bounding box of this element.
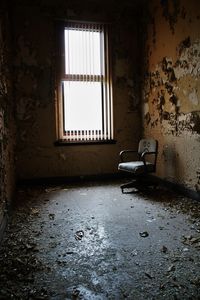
[142,0,200,192]
[13,0,143,180]
[0,2,15,233]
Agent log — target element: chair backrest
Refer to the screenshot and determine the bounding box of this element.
[138,139,158,172]
[138,138,158,154]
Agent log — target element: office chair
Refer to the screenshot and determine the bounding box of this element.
[118,138,158,193]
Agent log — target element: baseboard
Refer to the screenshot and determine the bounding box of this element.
[17,173,200,201]
[0,213,8,244]
[0,192,15,244]
[17,172,129,186]
[151,175,200,202]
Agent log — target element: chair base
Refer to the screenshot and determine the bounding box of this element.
[120,180,140,193]
[120,176,158,193]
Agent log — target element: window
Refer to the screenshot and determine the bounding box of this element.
[56,22,113,143]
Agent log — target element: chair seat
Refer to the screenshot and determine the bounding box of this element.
[118,161,154,175]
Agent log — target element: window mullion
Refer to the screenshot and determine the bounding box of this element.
[100,25,106,141]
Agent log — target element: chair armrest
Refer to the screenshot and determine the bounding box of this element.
[119,150,138,162]
[141,151,157,159]
[141,151,157,171]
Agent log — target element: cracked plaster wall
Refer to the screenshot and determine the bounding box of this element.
[13,0,142,180]
[0,3,15,233]
[142,0,200,192]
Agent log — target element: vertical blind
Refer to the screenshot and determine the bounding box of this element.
[61,22,113,142]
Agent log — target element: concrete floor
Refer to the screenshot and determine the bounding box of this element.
[0,179,200,299]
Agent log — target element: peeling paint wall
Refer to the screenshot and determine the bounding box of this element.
[0,2,15,232]
[13,0,143,180]
[142,0,200,191]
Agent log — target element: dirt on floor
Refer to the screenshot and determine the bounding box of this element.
[0,180,200,299]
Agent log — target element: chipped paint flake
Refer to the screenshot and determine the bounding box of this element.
[59,153,67,161]
[144,102,149,115]
[188,89,199,106]
[174,39,200,79]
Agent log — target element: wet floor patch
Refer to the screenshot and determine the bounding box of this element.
[0,180,200,299]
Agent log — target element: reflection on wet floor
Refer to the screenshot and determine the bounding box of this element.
[0,180,200,299]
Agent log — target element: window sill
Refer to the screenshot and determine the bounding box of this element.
[54,139,117,146]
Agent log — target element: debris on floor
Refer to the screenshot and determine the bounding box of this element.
[181,234,200,247]
[75,230,84,241]
[161,245,168,253]
[0,181,200,299]
[139,231,149,237]
[49,213,55,220]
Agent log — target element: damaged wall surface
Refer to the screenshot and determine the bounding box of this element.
[142,0,200,192]
[13,0,143,180]
[0,2,15,234]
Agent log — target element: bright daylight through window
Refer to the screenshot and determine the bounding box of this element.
[57,22,113,143]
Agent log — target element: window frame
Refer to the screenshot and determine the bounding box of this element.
[55,20,114,145]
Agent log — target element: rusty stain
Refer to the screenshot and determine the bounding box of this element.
[144,112,151,125]
[190,112,200,135]
[177,36,191,56]
[161,0,181,34]
[169,94,178,106]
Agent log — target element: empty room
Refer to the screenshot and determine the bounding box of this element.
[0,0,200,299]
